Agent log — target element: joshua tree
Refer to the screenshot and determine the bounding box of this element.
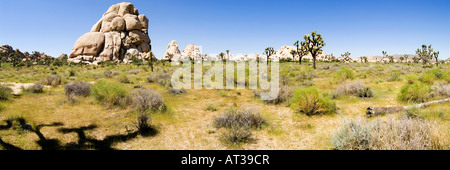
[340,52,351,63]
[399,56,404,63]
[404,54,409,63]
[381,51,388,62]
[388,55,394,63]
[166,53,174,63]
[433,51,440,67]
[302,31,326,69]
[226,50,230,57]
[412,56,419,63]
[290,49,297,62]
[264,47,275,65]
[148,51,154,72]
[218,52,226,61]
[363,56,368,63]
[294,40,308,65]
[416,44,434,65]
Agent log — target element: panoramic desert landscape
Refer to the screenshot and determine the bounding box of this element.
[0,1,449,150]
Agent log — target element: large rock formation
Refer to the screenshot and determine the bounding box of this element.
[69,2,151,64]
[163,40,181,60]
[181,44,202,61]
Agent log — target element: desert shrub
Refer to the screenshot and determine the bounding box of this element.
[405,74,419,84]
[387,70,402,82]
[133,113,155,135]
[419,68,443,84]
[221,126,253,144]
[431,81,450,98]
[330,116,449,150]
[297,67,316,82]
[253,86,293,105]
[214,107,267,129]
[68,69,76,77]
[128,69,143,75]
[332,81,374,98]
[40,75,61,86]
[118,74,132,84]
[206,104,218,112]
[290,87,337,116]
[397,82,431,103]
[332,66,355,83]
[91,81,129,108]
[129,88,164,112]
[24,83,44,94]
[0,85,12,100]
[147,72,172,87]
[104,70,113,78]
[168,88,187,95]
[65,81,92,100]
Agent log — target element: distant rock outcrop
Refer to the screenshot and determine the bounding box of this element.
[163,40,181,60]
[181,44,202,61]
[68,2,151,64]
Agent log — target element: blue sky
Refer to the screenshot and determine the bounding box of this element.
[0,0,449,59]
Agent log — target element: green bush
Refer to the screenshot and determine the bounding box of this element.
[290,87,337,116]
[90,81,129,108]
[214,107,267,129]
[419,68,443,84]
[0,85,12,100]
[332,66,355,83]
[397,82,431,103]
[405,74,419,84]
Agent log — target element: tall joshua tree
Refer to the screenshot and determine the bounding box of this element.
[148,51,154,72]
[226,50,230,60]
[404,54,409,63]
[416,44,434,65]
[294,40,308,65]
[290,50,296,62]
[381,51,387,62]
[218,52,226,61]
[340,52,351,63]
[433,51,440,67]
[265,47,275,65]
[302,31,325,69]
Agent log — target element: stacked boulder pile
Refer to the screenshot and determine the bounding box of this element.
[68,2,151,64]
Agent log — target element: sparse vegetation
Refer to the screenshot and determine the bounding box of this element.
[331,115,449,150]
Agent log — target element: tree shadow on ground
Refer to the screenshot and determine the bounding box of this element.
[0,119,158,150]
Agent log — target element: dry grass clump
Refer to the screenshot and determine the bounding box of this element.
[253,86,293,105]
[23,83,44,94]
[431,81,450,98]
[0,84,12,100]
[64,81,92,103]
[40,75,61,86]
[147,72,172,87]
[330,115,449,150]
[332,81,374,98]
[214,107,267,129]
[214,107,266,145]
[129,88,165,112]
[104,70,113,78]
[128,69,144,75]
